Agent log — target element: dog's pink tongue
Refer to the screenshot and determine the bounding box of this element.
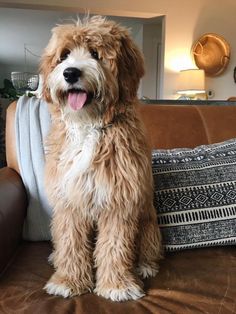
[68,91,87,110]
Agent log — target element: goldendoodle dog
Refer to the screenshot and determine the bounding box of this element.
[41,15,162,302]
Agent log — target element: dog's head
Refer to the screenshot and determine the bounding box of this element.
[40,16,145,119]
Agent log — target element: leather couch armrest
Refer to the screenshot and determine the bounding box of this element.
[0,167,27,275]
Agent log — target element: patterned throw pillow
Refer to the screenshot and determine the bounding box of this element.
[152,138,236,251]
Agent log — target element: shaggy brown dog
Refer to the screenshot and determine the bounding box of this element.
[41,16,162,302]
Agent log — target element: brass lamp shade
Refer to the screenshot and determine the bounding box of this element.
[177,69,205,96]
[192,33,230,77]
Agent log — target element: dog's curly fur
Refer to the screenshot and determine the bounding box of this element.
[41,16,162,302]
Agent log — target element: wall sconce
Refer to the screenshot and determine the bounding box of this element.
[177,69,205,99]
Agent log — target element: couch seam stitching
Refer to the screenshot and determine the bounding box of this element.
[193,105,211,144]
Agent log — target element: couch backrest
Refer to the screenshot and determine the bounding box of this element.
[6,101,236,174]
[139,104,236,149]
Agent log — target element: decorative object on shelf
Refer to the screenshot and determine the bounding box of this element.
[192,33,230,77]
[177,69,205,99]
[227,97,236,101]
[10,44,40,93]
[11,72,39,93]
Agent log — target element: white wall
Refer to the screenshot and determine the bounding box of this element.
[1,0,236,99]
[142,23,163,99]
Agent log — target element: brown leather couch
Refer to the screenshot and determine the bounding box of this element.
[0,102,235,313]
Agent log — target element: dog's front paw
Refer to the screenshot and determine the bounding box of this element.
[95,278,145,301]
[44,281,74,298]
[44,273,93,298]
[137,262,159,279]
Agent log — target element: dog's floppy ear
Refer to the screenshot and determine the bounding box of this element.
[40,31,57,103]
[117,33,145,102]
[40,54,53,103]
[40,26,65,103]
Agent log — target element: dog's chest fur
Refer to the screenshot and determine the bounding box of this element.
[54,121,109,216]
[62,122,100,173]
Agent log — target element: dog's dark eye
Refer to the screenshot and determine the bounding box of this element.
[90,49,99,60]
[59,49,70,62]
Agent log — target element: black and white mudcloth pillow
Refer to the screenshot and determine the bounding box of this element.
[152,138,236,251]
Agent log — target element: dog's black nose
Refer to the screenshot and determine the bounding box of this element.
[63,67,82,84]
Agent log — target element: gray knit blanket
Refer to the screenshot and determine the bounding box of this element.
[15,95,52,241]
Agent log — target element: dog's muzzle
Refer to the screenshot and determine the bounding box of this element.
[62,67,93,111]
[63,67,82,84]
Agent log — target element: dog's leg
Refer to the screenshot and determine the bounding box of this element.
[137,204,162,279]
[48,251,55,266]
[94,212,145,302]
[44,206,94,298]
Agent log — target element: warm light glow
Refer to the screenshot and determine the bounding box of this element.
[166,49,196,72]
[177,69,205,95]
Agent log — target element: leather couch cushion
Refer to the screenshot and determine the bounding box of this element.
[0,168,27,275]
[0,242,235,313]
